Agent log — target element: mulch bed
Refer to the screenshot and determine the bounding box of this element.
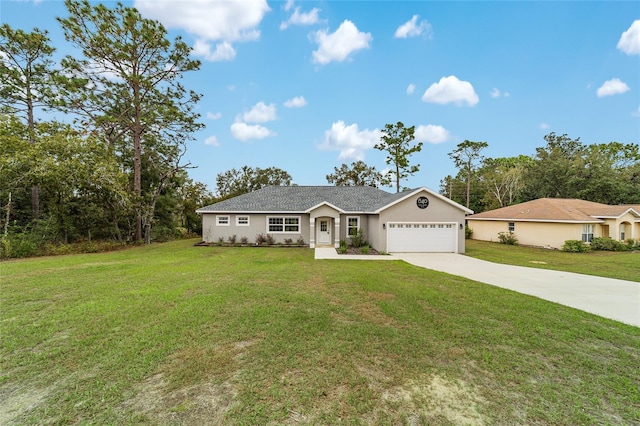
[338,247,382,255]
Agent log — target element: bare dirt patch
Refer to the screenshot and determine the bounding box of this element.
[0,383,58,426]
[121,373,237,425]
[381,374,487,425]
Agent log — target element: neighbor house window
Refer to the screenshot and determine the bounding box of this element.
[347,216,359,236]
[267,216,300,233]
[236,216,250,226]
[216,215,229,226]
[508,222,515,232]
[620,224,625,241]
[582,224,594,243]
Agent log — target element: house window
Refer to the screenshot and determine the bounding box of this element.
[347,216,359,236]
[620,224,625,241]
[508,222,515,232]
[582,224,594,243]
[267,216,300,233]
[236,216,250,226]
[216,215,229,226]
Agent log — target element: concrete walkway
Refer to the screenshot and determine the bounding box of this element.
[315,248,640,327]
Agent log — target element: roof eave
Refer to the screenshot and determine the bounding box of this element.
[467,217,605,224]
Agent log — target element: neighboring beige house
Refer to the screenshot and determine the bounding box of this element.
[467,198,640,249]
[197,186,473,253]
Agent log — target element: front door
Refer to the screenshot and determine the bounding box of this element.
[317,219,331,245]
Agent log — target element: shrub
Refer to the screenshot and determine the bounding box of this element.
[626,239,638,250]
[360,245,370,255]
[240,236,249,245]
[255,234,267,245]
[337,244,348,254]
[217,236,225,245]
[284,238,293,245]
[562,240,591,253]
[591,237,628,252]
[465,225,473,239]
[227,234,237,245]
[265,234,275,245]
[350,229,368,248]
[296,236,305,246]
[497,231,518,245]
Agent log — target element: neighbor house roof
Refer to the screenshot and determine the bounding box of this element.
[196,186,473,214]
[467,198,640,223]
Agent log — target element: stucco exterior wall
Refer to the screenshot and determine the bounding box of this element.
[469,215,640,249]
[607,212,640,241]
[378,191,467,253]
[201,213,310,245]
[467,220,603,249]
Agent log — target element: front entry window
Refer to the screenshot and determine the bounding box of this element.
[347,216,359,236]
[320,221,328,232]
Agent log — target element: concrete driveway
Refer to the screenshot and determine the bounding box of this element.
[394,253,640,327]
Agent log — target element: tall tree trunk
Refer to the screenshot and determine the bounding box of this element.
[4,192,11,237]
[31,185,40,218]
[465,166,471,208]
[133,85,143,242]
[27,89,40,219]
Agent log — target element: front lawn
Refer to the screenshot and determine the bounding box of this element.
[465,239,640,282]
[1,239,639,425]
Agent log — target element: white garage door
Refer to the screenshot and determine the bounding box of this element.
[387,223,457,253]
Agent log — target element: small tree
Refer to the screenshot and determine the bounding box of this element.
[374,122,423,193]
[0,24,61,218]
[448,140,488,208]
[326,160,390,187]
[215,166,292,199]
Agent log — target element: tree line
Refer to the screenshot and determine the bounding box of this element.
[1,0,213,257]
[441,133,640,212]
[2,1,637,258]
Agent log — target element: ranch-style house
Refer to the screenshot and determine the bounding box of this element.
[467,198,640,249]
[196,186,473,253]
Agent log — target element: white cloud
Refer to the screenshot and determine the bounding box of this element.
[207,112,222,120]
[135,0,269,42]
[406,83,416,95]
[280,6,320,30]
[284,96,307,108]
[597,78,630,97]
[241,102,277,123]
[617,20,640,55]
[414,124,450,144]
[192,40,236,62]
[394,15,432,39]
[204,135,220,146]
[490,88,510,98]
[540,123,550,130]
[134,0,269,62]
[312,20,372,65]
[230,122,275,141]
[283,0,295,12]
[319,120,381,161]
[422,75,479,106]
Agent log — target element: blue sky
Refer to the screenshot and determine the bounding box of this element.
[2,0,639,193]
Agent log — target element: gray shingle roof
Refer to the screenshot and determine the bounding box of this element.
[196,186,411,213]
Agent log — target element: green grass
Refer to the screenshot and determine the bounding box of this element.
[1,239,639,425]
[465,239,640,282]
